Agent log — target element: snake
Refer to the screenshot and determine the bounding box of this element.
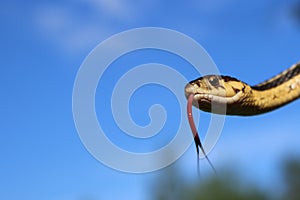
[185,62,300,173]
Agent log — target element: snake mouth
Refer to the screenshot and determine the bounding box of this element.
[184,82,244,109]
[185,83,227,103]
[191,91,243,105]
[194,93,215,103]
[187,92,229,115]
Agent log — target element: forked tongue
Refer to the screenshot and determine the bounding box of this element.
[187,94,216,174]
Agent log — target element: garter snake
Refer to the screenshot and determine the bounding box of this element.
[185,62,300,116]
[185,62,300,173]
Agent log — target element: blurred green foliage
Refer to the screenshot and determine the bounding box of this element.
[282,158,300,200]
[152,157,300,200]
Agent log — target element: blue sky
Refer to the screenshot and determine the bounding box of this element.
[1,0,300,199]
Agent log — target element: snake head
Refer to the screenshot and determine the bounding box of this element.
[185,75,250,114]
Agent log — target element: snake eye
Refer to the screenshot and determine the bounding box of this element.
[208,76,220,87]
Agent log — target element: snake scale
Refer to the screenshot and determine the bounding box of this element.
[185,62,300,173]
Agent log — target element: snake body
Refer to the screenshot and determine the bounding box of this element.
[185,62,300,116]
[186,62,300,173]
[185,63,300,172]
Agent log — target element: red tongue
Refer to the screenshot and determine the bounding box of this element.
[187,94,216,174]
[187,94,199,139]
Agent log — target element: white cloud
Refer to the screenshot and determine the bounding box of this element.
[32,1,144,55]
[87,0,135,20]
[33,0,233,56]
[192,0,237,14]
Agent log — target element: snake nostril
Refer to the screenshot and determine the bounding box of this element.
[184,83,194,97]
